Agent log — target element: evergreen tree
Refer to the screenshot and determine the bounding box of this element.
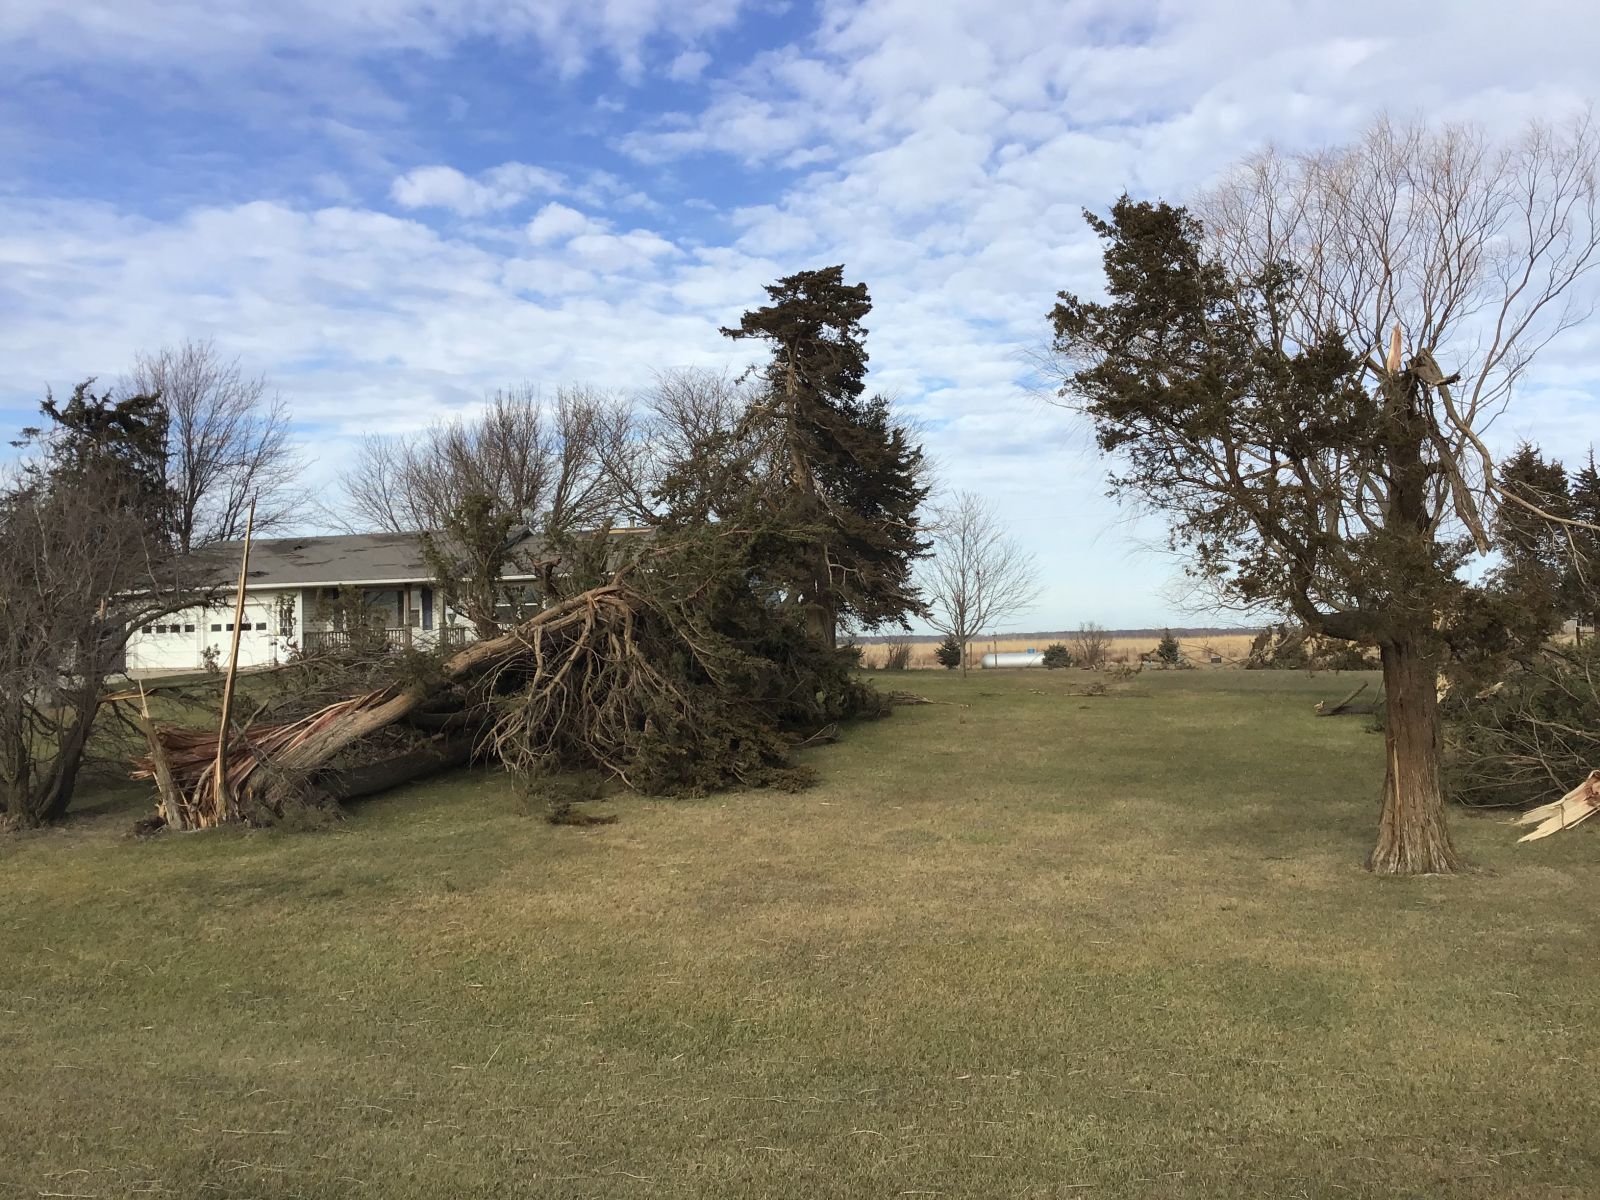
[1482,444,1576,656]
[1571,452,1600,635]
[721,266,930,646]
[936,633,962,669]
[19,381,174,538]
[1156,629,1181,665]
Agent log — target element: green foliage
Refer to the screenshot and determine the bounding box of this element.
[1050,198,1463,648]
[419,490,520,639]
[1445,638,1600,809]
[1492,443,1600,643]
[936,634,963,669]
[1041,642,1072,669]
[0,383,188,826]
[721,265,930,642]
[1156,629,1181,665]
[485,468,894,799]
[17,380,175,540]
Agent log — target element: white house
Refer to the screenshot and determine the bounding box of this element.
[123,530,540,675]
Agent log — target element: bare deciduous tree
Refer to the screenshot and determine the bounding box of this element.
[340,385,631,637]
[126,338,297,554]
[1070,622,1111,670]
[922,491,1039,675]
[342,384,625,536]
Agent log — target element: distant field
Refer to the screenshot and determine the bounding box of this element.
[858,631,1259,669]
[5,670,1599,1197]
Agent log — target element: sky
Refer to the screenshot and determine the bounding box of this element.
[2,0,1598,632]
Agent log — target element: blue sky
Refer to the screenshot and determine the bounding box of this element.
[3,0,1598,631]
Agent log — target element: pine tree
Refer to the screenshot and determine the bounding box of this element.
[1156,629,1181,665]
[19,381,174,540]
[1571,451,1600,636]
[936,633,962,669]
[721,266,930,647]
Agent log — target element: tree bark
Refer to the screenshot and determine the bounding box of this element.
[1369,636,1461,875]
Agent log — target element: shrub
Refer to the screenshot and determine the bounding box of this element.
[935,634,962,669]
[1041,642,1071,669]
[883,639,913,671]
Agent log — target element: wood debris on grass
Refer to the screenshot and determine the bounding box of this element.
[130,691,397,830]
[1516,770,1600,842]
[1315,682,1373,717]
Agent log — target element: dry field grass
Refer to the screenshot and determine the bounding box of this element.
[5,670,1599,1197]
[857,631,1259,669]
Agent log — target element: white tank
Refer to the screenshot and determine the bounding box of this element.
[980,651,1044,668]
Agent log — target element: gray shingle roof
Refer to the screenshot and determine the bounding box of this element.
[195,526,646,591]
[203,531,538,590]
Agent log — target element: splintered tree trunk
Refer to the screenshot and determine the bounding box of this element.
[1369,636,1461,875]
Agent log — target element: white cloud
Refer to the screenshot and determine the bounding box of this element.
[526,202,605,243]
[390,162,565,216]
[0,0,747,78]
[6,0,1600,627]
[668,49,712,82]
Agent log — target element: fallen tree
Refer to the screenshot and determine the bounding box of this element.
[132,559,886,827]
[1445,638,1600,811]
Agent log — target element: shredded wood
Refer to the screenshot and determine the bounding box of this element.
[1516,770,1600,842]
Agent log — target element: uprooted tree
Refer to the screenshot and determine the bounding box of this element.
[1050,114,1600,875]
[133,271,935,826]
[136,506,887,827]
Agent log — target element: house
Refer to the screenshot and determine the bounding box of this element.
[123,530,541,674]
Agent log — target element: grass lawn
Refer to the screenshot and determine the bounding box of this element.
[3,669,1599,1198]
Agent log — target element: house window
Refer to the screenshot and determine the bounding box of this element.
[255,622,267,631]
[211,624,222,632]
[184,624,195,633]
[420,586,434,631]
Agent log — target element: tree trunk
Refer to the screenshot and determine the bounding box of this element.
[1369,636,1461,875]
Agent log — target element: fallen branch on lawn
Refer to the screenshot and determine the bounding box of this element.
[1315,682,1371,716]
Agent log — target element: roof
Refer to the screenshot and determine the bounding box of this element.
[190,532,446,589]
[200,526,646,590]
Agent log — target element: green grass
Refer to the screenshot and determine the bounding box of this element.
[3,669,1599,1198]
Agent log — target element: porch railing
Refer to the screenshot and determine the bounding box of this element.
[301,627,471,656]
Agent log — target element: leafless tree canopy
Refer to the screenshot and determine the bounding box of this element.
[341,384,628,536]
[921,491,1039,672]
[1198,113,1600,553]
[126,338,297,553]
[1070,622,1111,670]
